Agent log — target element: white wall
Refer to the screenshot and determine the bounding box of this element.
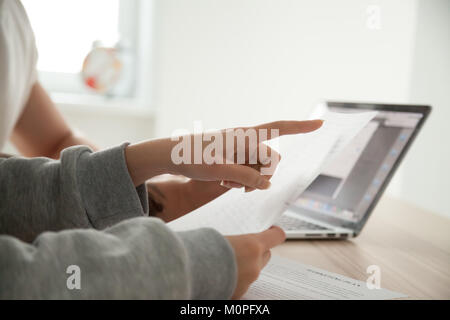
[152,0,417,136]
[401,0,450,217]
[150,0,419,202]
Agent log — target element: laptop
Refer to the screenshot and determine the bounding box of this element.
[275,101,431,239]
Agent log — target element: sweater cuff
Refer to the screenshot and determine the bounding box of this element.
[177,228,237,299]
[66,143,149,229]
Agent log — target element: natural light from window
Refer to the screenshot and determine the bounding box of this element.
[22,0,120,74]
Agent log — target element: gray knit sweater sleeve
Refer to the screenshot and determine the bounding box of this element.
[0,144,237,299]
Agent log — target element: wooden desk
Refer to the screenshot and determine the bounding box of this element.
[273,196,450,299]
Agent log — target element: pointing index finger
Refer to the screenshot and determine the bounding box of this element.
[252,120,324,141]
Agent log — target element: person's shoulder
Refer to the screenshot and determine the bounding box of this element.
[0,0,5,19]
[0,0,37,65]
[0,0,30,22]
[0,0,12,15]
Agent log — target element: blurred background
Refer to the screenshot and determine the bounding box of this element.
[7,0,449,218]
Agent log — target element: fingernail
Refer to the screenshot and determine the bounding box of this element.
[245,187,256,193]
[257,177,271,189]
[220,181,232,188]
[221,181,244,189]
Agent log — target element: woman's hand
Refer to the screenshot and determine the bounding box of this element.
[125,120,323,189]
[226,226,286,299]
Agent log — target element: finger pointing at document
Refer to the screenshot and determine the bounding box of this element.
[124,119,324,189]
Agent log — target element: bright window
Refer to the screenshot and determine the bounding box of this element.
[22,0,120,74]
[22,0,141,98]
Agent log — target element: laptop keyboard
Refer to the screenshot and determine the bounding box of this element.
[275,215,331,231]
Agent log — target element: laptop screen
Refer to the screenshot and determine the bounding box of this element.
[292,104,426,225]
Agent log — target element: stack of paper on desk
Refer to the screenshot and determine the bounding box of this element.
[168,111,377,235]
[243,255,407,300]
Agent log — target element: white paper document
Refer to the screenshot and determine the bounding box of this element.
[243,255,407,300]
[168,111,377,235]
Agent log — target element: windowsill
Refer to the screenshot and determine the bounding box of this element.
[50,92,155,117]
